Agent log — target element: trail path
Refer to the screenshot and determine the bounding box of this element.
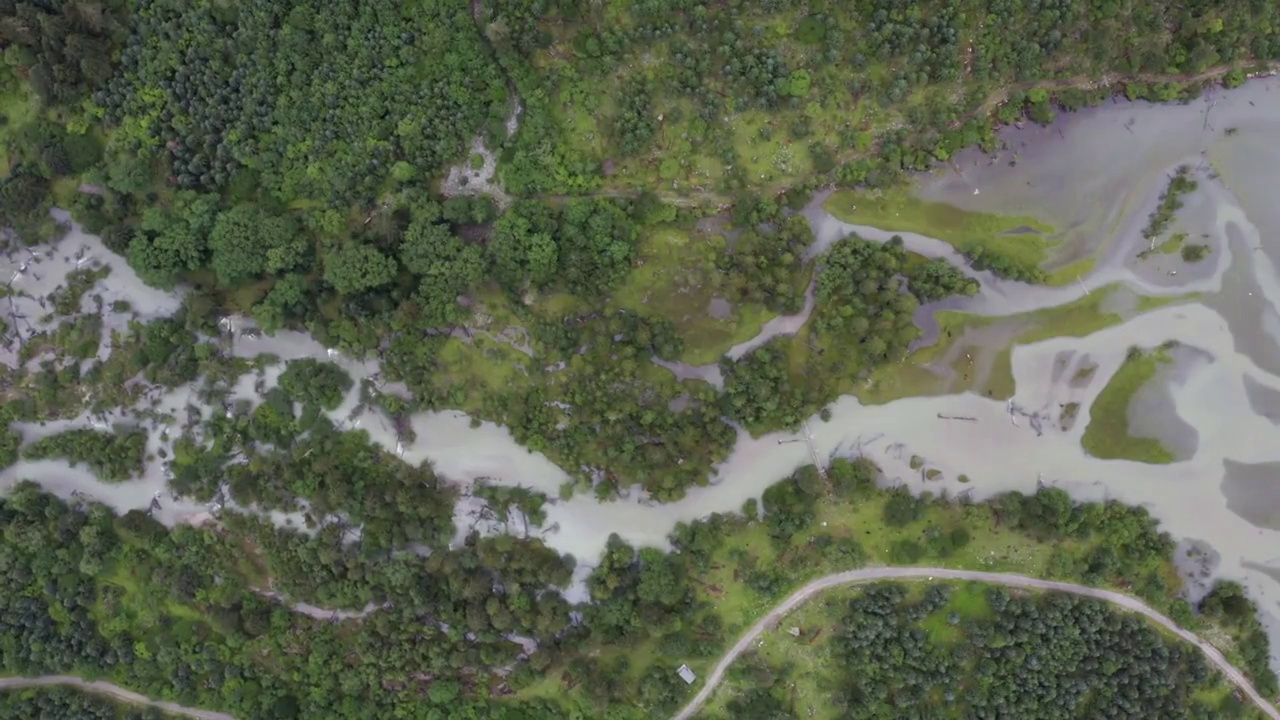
[4,576,1275,720]
[0,676,237,720]
[671,567,1280,720]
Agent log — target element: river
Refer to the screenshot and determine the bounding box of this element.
[6,76,1280,666]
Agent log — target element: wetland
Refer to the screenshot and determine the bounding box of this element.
[7,41,1280,720]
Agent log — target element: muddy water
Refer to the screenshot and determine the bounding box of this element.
[1222,461,1280,532]
[7,78,1280,669]
[1125,344,1208,460]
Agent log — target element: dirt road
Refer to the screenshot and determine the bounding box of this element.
[5,568,1275,720]
[670,567,1280,720]
[0,676,237,720]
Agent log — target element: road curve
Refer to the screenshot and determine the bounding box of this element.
[0,675,237,720]
[5,570,1276,720]
[671,567,1280,720]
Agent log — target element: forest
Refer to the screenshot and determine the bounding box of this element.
[0,456,1275,719]
[705,583,1264,719]
[0,0,1276,496]
[4,0,1280,716]
[1,687,169,720]
[20,427,148,482]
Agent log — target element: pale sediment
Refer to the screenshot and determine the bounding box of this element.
[8,76,1280,671]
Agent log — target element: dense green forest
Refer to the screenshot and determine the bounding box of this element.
[703,583,1265,719]
[2,0,1277,492]
[5,0,1280,717]
[0,459,1275,718]
[1,687,170,719]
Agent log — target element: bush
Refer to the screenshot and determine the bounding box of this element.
[278,359,354,411]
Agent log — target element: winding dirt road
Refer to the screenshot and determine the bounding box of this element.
[671,567,1280,720]
[0,676,236,719]
[4,569,1276,720]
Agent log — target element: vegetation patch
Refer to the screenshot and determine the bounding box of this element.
[277,358,354,411]
[21,427,148,481]
[1140,166,1198,248]
[0,686,169,717]
[3,1,1280,715]
[720,233,974,431]
[1044,256,1097,286]
[1182,242,1211,263]
[530,458,1246,715]
[1072,364,1098,385]
[1081,346,1176,464]
[701,582,1262,720]
[824,188,1056,282]
[1060,402,1081,430]
[608,225,781,366]
[860,285,1130,404]
[1154,232,1188,255]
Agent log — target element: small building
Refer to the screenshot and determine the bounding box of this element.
[676,664,696,685]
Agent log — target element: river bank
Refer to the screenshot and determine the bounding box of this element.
[7,76,1280,671]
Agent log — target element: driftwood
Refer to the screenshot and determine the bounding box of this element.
[937,413,977,422]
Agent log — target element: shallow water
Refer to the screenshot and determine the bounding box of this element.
[1222,461,1280,532]
[7,78,1280,669]
[1125,344,1208,460]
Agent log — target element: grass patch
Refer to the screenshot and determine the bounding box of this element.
[859,285,1131,405]
[430,327,530,412]
[609,226,777,366]
[824,187,1056,278]
[919,582,992,643]
[1060,402,1081,430]
[1140,166,1197,242]
[521,452,1197,715]
[702,579,1253,720]
[95,558,207,636]
[1071,365,1097,384]
[1080,346,1175,464]
[663,497,1081,718]
[1181,243,1210,263]
[0,85,40,177]
[1044,256,1097,286]
[855,361,952,405]
[1136,292,1195,313]
[1157,232,1187,255]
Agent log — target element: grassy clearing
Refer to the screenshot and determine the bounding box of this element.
[1044,256,1097,286]
[95,558,206,638]
[1081,346,1175,464]
[431,335,530,412]
[1157,232,1188,254]
[1137,292,1197,313]
[539,30,943,196]
[0,86,40,177]
[523,490,1149,710]
[701,578,1260,720]
[609,227,775,365]
[918,582,994,644]
[824,187,1056,273]
[427,290,533,412]
[679,496,1132,683]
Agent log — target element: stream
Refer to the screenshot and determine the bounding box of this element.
[7,76,1280,667]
